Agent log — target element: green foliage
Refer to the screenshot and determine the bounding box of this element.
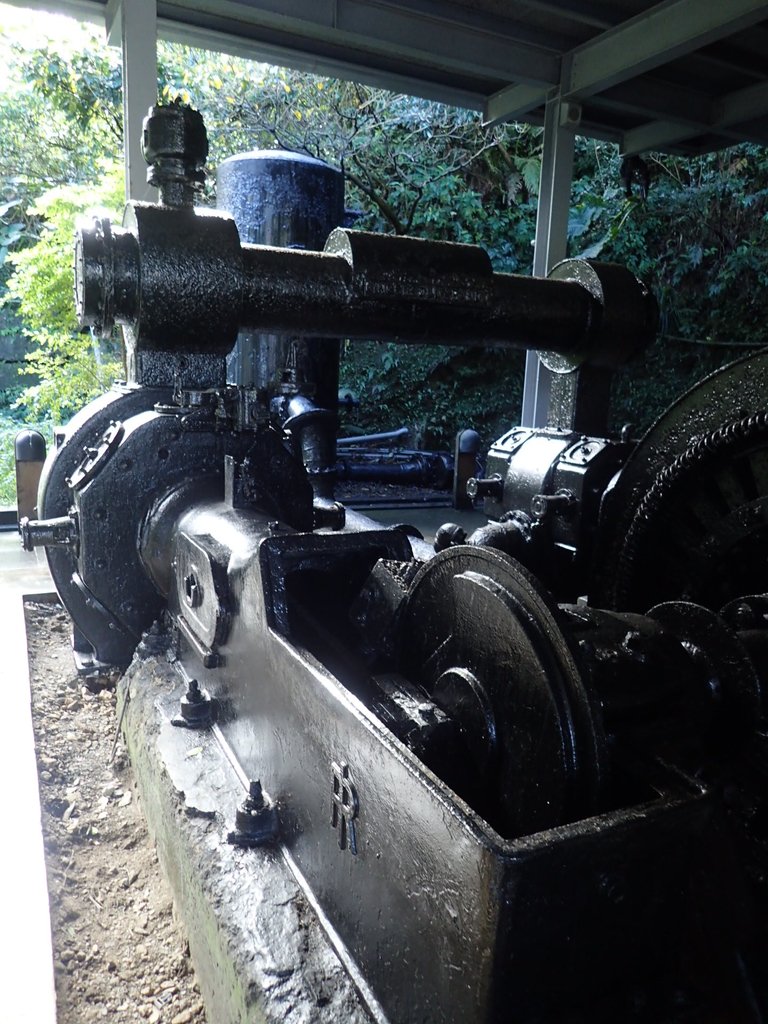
[20,42,123,144]
[3,163,124,422]
[340,341,524,450]
[0,31,125,259]
[567,140,768,430]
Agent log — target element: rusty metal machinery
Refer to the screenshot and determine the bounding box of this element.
[20,104,768,1022]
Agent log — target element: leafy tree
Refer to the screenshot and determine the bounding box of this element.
[20,41,123,149]
[568,139,768,431]
[3,163,124,422]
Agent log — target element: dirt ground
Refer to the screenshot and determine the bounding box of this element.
[25,599,207,1024]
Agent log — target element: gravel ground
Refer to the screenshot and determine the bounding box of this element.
[26,599,207,1024]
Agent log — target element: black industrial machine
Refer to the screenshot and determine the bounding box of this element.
[21,104,768,1022]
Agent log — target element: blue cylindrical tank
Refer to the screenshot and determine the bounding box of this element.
[217,150,344,407]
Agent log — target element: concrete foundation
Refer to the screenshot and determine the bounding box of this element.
[119,650,377,1024]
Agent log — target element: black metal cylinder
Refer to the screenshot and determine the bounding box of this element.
[75,217,658,370]
[15,428,47,522]
[216,150,344,405]
[238,231,656,364]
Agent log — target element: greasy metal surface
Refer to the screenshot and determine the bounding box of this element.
[546,364,614,434]
[76,207,657,369]
[124,204,244,354]
[609,411,768,611]
[397,546,606,837]
[240,233,648,364]
[56,400,255,666]
[72,104,657,371]
[544,258,658,372]
[559,601,761,771]
[279,393,338,500]
[142,102,207,207]
[473,426,631,600]
[592,348,768,607]
[37,384,171,669]
[37,375,768,1020]
[172,531,231,652]
[133,351,227,389]
[119,656,374,1024]
[43,103,768,1021]
[222,426,314,531]
[217,149,344,404]
[170,505,718,1022]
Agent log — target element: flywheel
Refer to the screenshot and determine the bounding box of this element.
[396,546,606,839]
[591,348,768,612]
[608,411,768,611]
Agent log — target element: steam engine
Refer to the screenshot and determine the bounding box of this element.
[21,104,768,1022]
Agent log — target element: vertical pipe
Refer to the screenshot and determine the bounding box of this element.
[520,94,576,427]
[107,0,158,203]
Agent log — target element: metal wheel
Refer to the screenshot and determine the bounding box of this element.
[608,412,768,611]
[591,349,768,610]
[397,546,606,839]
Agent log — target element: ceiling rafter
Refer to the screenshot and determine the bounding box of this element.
[484,0,768,134]
[485,83,555,125]
[563,0,768,97]
[155,0,559,87]
[5,0,768,157]
[157,17,489,110]
[593,78,712,126]
[623,76,768,153]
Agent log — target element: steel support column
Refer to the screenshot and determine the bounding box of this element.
[520,94,576,427]
[106,0,158,202]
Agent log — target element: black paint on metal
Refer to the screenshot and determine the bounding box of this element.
[226,779,280,847]
[75,218,658,373]
[142,102,208,207]
[38,102,768,1024]
[217,149,344,406]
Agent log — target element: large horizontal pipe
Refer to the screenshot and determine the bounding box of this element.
[336,451,453,488]
[75,206,658,371]
[337,427,410,447]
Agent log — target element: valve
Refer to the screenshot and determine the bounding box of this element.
[142,101,208,207]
